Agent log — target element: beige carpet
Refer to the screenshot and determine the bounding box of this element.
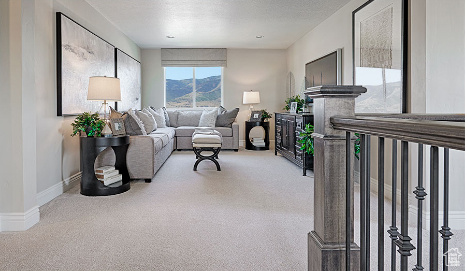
[0,150,464,270]
[0,150,315,270]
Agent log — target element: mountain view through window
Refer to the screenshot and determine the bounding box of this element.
[165,67,222,108]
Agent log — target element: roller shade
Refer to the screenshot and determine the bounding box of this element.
[161,48,227,67]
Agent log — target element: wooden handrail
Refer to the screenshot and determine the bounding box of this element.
[331,114,465,151]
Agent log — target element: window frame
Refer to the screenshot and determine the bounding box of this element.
[164,67,224,109]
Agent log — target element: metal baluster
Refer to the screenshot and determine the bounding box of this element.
[378,137,384,271]
[413,144,427,271]
[346,132,351,271]
[365,135,371,270]
[395,141,415,271]
[388,139,399,271]
[360,134,369,271]
[440,148,453,271]
[430,146,439,271]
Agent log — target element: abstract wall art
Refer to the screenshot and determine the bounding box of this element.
[116,49,141,111]
[56,12,115,116]
[353,0,408,113]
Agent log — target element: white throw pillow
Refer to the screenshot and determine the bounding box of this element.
[198,108,218,127]
[136,110,157,133]
[146,107,167,128]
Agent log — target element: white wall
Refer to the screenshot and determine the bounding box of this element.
[33,0,141,194]
[141,48,287,143]
[0,0,141,231]
[286,0,465,228]
[425,0,465,216]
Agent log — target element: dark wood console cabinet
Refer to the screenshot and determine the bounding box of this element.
[275,113,314,176]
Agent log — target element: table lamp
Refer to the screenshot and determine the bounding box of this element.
[243,90,260,114]
[88,76,121,137]
[87,76,121,120]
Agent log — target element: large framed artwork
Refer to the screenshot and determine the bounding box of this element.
[56,12,115,116]
[352,0,408,113]
[116,49,141,111]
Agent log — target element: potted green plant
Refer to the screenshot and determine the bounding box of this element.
[71,112,106,137]
[260,109,272,121]
[283,95,305,113]
[298,123,314,155]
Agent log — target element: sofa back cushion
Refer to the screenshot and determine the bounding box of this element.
[177,110,203,127]
[167,110,179,127]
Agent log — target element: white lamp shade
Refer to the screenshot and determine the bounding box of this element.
[243,91,260,104]
[87,76,121,101]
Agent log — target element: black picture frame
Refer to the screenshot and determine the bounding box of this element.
[352,0,408,113]
[56,12,116,116]
[249,111,262,122]
[110,118,126,136]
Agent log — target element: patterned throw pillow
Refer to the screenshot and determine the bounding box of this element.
[136,109,157,133]
[124,109,147,136]
[198,108,218,127]
[215,108,239,127]
[146,107,167,128]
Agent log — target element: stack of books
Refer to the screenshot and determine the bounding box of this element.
[251,137,266,147]
[95,166,122,187]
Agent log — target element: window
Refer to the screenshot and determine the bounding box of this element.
[165,67,223,108]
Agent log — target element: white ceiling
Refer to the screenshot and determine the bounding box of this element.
[85,0,351,49]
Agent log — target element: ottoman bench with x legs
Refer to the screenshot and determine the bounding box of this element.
[192,128,222,171]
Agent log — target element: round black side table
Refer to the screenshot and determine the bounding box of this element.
[80,136,130,196]
[245,121,270,150]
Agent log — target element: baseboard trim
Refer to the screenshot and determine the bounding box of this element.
[36,172,81,207]
[0,206,40,232]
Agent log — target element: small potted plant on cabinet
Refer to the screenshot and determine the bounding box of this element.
[283,95,305,113]
[71,112,106,137]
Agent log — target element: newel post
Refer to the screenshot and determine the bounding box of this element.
[304,85,366,271]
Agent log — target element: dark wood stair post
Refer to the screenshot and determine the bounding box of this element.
[304,85,366,271]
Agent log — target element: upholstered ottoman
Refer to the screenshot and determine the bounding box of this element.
[192,129,222,171]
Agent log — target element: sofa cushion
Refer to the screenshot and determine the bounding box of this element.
[198,108,218,127]
[136,109,157,133]
[146,107,166,128]
[122,109,147,136]
[177,111,203,127]
[175,126,232,137]
[215,108,239,127]
[167,110,179,127]
[150,133,170,147]
[151,127,176,139]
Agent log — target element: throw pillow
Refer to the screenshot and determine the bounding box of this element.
[136,109,157,133]
[198,108,218,127]
[110,106,123,119]
[215,107,239,127]
[167,110,179,127]
[124,109,147,136]
[150,106,170,127]
[162,107,170,127]
[146,107,167,128]
[218,105,227,115]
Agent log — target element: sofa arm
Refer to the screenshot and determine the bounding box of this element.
[127,135,155,179]
[231,122,239,149]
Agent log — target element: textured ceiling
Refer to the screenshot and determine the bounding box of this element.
[85,0,351,49]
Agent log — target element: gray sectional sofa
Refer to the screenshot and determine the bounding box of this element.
[125,109,239,181]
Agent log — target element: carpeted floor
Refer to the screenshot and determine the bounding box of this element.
[0,150,315,271]
[0,150,464,270]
